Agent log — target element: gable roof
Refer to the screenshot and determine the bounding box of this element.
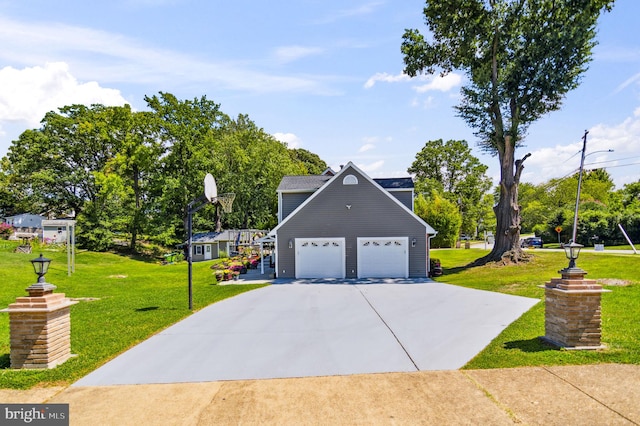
[277,175,332,192]
[270,162,436,235]
[374,178,414,190]
[278,175,414,192]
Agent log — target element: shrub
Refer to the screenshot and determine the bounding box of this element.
[0,223,13,239]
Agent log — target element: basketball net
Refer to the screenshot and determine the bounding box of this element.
[217,193,235,213]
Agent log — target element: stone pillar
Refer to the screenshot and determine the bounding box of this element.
[4,282,77,369]
[542,267,610,350]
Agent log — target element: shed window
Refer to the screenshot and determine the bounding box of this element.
[343,175,358,185]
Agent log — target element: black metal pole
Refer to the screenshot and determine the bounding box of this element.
[187,207,193,310]
[186,195,209,311]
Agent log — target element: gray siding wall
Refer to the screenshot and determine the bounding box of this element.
[192,242,220,262]
[276,168,427,278]
[281,192,314,221]
[388,190,413,210]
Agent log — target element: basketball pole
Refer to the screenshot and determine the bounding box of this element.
[186,194,210,311]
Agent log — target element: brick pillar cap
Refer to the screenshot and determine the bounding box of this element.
[25,282,57,297]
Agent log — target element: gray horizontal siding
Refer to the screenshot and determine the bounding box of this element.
[276,168,427,278]
[387,190,413,210]
[281,192,314,221]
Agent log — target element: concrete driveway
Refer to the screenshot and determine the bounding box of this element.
[74,281,538,386]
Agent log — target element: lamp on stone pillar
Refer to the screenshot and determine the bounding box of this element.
[541,240,609,350]
[31,253,51,281]
[562,241,583,270]
[27,253,56,297]
[2,255,77,369]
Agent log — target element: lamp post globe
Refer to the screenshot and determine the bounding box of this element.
[31,253,52,283]
[563,241,584,270]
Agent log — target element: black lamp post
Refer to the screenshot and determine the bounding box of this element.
[563,241,584,270]
[27,253,56,295]
[30,253,51,283]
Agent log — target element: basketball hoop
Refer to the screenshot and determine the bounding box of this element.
[217,193,235,213]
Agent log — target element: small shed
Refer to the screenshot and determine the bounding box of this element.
[189,229,269,262]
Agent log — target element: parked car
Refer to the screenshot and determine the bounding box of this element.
[521,237,543,248]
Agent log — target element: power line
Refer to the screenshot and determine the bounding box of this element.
[584,156,640,167]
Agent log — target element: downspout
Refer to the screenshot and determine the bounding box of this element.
[427,232,438,276]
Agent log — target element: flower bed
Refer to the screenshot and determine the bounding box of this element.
[211,255,262,282]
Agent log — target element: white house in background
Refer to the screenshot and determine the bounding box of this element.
[3,214,46,240]
[42,220,76,244]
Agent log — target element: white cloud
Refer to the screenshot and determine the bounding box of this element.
[0,62,127,128]
[361,136,378,144]
[364,72,410,89]
[365,71,462,94]
[357,160,384,173]
[0,62,129,153]
[315,2,384,24]
[273,46,325,64]
[273,132,302,149]
[0,16,334,95]
[521,108,640,187]
[614,72,640,94]
[359,143,375,153]
[411,96,435,109]
[413,73,463,93]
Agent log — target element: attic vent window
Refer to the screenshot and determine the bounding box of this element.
[343,175,358,185]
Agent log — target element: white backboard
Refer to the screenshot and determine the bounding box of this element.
[204,173,217,202]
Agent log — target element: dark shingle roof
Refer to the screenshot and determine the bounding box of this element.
[277,175,332,191]
[373,178,414,189]
[277,175,414,192]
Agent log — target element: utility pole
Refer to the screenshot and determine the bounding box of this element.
[571,130,588,244]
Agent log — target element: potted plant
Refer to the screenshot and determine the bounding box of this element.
[429,258,443,277]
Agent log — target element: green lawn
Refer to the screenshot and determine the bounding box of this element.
[0,242,267,389]
[3,243,638,389]
[431,248,640,369]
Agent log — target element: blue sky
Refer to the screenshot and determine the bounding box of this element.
[1,0,639,189]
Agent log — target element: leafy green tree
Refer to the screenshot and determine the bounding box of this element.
[144,92,226,243]
[0,158,21,217]
[109,107,163,249]
[5,105,121,217]
[409,139,492,235]
[76,172,126,251]
[620,182,640,208]
[210,115,307,230]
[414,192,462,248]
[402,0,614,263]
[288,148,328,175]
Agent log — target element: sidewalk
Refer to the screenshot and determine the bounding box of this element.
[2,364,638,425]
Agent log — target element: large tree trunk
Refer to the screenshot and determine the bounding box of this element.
[475,137,531,265]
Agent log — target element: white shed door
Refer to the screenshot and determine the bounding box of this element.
[295,238,345,279]
[358,237,409,278]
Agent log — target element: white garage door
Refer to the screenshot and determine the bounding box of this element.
[295,238,345,279]
[358,237,409,278]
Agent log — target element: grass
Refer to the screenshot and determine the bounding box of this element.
[2,242,637,388]
[431,248,640,369]
[0,241,267,389]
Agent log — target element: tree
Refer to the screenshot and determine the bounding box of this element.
[408,139,492,235]
[414,192,462,248]
[144,92,227,243]
[402,0,614,263]
[5,105,122,217]
[288,148,328,175]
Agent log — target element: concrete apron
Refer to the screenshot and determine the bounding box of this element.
[73,282,538,386]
